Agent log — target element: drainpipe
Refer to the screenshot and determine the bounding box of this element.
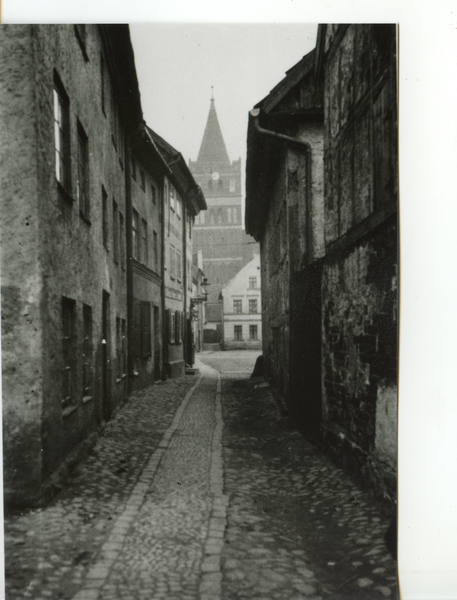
[124,137,134,394]
[249,108,311,151]
[249,107,313,259]
[249,107,314,403]
[160,178,167,380]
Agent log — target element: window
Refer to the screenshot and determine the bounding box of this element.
[249,299,258,314]
[133,300,152,358]
[188,213,192,238]
[249,277,257,290]
[200,211,205,225]
[153,230,159,272]
[74,25,88,61]
[116,317,122,378]
[82,304,92,398]
[141,219,148,264]
[119,213,125,268]
[249,325,258,340]
[170,186,176,211]
[234,325,243,341]
[151,185,156,205]
[61,297,76,409]
[177,250,182,280]
[110,92,124,167]
[176,197,181,218]
[102,186,109,250]
[217,212,222,224]
[233,299,242,314]
[54,73,70,190]
[132,209,139,260]
[230,179,236,192]
[210,213,215,225]
[131,156,137,180]
[140,169,146,191]
[233,208,238,223]
[170,245,176,278]
[167,309,176,343]
[121,319,127,375]
[227,208,232,223]
[175,311,182,343]
[77,122,89,219]
[100,53,106,116]
[113,200,119,263]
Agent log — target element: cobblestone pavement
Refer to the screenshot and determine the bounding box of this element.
[199,350,398,600]
[3,350,397,600]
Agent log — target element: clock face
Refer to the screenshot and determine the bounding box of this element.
[211,171,220,181]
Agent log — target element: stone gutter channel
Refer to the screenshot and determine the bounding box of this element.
[72,363,227,600]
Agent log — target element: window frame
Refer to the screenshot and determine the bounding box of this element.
[61,297,76,409]
[102,186,109,250]
[132,209,140,260]
[249,325,258,341]
[234,325,243,341]
[141,218,148,265]
[53,73,71,192]
[113,199,119,263]
[82,304,92,399]
[77,121,90,221]
[233,299,242,314]
[249,299,258,314]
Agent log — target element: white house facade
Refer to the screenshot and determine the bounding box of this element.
[221,255,262,350]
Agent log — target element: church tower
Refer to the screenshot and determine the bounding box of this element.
[189,97,258,306]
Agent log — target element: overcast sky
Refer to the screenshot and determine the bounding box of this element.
[129,24,318,169]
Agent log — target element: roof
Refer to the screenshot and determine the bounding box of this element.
[196,99,231,167]
[98,25,143,131]
[147,127,207,214]
[245,38,324,241]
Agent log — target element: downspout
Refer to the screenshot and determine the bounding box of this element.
[160,178,167,380]
[249,108,313,259]
[249,108,314,403]
[249,108,312,151]
[182,199,188,367]
[124,137,134,394]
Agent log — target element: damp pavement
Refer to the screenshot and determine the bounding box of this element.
[3,350,398,600]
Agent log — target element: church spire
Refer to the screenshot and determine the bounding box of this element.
[196,95,231,166]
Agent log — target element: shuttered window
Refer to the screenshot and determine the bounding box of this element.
[133,299,152,359]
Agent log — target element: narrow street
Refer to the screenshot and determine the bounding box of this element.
[4,351,397,600]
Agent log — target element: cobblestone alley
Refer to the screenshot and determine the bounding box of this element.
[3,351,398,600]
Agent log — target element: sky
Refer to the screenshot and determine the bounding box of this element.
[129,24,318,169]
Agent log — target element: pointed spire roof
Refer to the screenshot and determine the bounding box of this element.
[196,98,231,166]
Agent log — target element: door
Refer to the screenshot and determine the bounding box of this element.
[289,263,323,441]
[154,305,161,380]
[102,290,111,421]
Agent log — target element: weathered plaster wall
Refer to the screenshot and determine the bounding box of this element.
[321,221,398,501]
[1,25,44,503]
[1,26,136,504]
[320,25,398,503]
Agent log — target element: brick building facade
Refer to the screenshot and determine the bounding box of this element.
[245,25,398,505]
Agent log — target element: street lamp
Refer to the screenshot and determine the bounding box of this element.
[190,278,210,309]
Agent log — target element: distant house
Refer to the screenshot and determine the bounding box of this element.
[221,255,262,350]
[190,96,259,347]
